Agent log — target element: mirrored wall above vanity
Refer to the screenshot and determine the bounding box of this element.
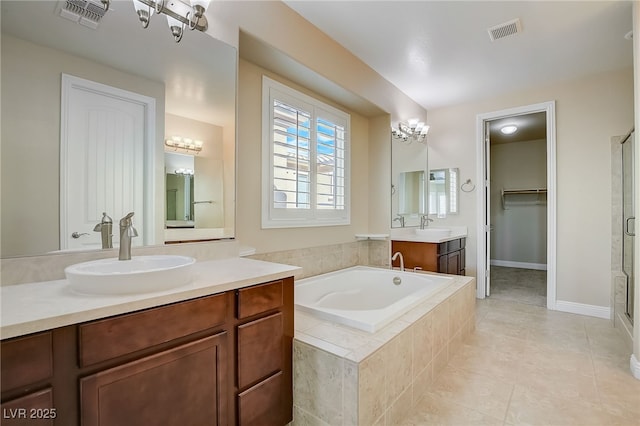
[0,0,237,258]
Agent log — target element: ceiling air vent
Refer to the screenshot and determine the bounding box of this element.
[58,0,108,30]
[487,18,522,42]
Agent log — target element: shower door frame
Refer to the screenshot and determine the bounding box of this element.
[622,130,635,323]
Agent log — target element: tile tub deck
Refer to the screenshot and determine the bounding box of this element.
[293,272,476,425]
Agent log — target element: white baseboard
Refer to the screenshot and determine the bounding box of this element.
[631,355,640,380]
[490,259,547,270]
[555,300,611,319]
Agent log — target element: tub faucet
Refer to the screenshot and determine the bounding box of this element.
[93,212,113,249]
[118,212,138,261]
[420,215,433,230]
[391,251,405,272]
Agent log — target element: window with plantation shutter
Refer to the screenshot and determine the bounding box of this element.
[262,76,350,228]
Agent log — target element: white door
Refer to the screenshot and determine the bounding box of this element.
[484,121,492,297]
[60,75,154,250]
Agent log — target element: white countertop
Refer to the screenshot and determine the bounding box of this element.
[1,257,301,340]
[390,225,468,243]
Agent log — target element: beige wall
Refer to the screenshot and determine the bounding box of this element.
[237,59,372,253]
[0,35,165,257]
[490,139,547,265]
[428,68,634,308]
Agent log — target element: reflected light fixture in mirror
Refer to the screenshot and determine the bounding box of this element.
[392,119,430,143]
[165,136,204,154]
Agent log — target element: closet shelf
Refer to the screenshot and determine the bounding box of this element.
[501,188,547,209]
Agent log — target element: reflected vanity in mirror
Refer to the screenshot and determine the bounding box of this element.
[428,168,459,217]
[0,0,237,257]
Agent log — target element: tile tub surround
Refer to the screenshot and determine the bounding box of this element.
[249,240,389,280]
[293,274,476,425]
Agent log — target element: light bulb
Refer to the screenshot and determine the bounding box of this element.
[132,0,153,28]
[500,125,518,135]
[166,15,184,42]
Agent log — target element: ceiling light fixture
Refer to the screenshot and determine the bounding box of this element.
[500,125,518,135]
[100,0,209,42]
[391,119,430,143]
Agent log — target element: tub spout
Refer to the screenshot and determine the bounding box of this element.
[391,251,404,272]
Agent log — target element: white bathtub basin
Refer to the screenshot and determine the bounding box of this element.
[65,255,195,295]
[414,228,451,239]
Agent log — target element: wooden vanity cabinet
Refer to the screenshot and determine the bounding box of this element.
[0,276,295,426]
[1,332,55,425]
[235,278,294,426]
[392,238,466,275]
[78,292,230,426]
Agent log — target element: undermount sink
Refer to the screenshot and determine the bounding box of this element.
[414,228,452,239]
[65,255,196,295]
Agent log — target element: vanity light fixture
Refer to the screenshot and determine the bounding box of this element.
[175,168,194,176]
[391,119,430,143]
[101,0,209,42]
[165,136,204,154]
[500,125,518,135]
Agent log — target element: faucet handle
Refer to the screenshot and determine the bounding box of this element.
[127,225,139,238]
[120,212,135,226]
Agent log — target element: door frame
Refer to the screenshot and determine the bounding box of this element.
[475,101,557,309]
[60,74,156,249]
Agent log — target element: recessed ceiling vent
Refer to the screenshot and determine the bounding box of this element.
[58,0,108,30]
[488,18,522,42]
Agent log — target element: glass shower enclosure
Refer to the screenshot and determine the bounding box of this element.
[622,131,635,323]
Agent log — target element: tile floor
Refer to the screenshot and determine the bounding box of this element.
[489,267,547,307]
[403,298,640,426]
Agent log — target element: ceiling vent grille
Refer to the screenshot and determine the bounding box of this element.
[58,0,108,30]
[488,18,522,42]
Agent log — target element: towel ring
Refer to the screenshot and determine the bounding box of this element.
[461,179,476,193]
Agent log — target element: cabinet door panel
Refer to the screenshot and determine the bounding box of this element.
[447,251,461,275]
[1,332,52,392]
[0,388,54,426]
[237,313,283,389]
[238,372,284,426]
[237,281,283,319]
[80,332,227,426]
[79,293,226,366]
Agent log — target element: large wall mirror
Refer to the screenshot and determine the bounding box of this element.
[390,134,428,228]
[1,1,237,258]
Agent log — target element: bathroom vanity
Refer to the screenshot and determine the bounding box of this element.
[0,258,299,426]
[391,227,467,275]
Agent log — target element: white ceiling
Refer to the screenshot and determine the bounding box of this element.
[284,1,634,111]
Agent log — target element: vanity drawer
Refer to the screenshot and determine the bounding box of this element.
[236,280,283,319]
[79,293,227,367]
[237,312,283,389]
[1,332,53,392]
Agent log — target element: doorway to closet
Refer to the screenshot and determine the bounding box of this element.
[488,112,548,306]
[476,101,557,309]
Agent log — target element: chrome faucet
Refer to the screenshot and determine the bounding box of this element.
[93,212,113,249]
[391,251,405,272]
[420,215,434,230]
[118,212,138,261]
[393,214,405,228]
